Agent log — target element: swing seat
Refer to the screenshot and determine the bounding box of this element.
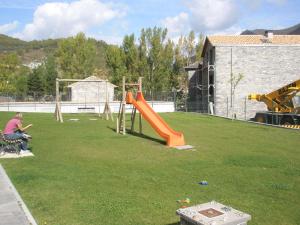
[77,107,95,113]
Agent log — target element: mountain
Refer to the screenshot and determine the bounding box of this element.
[0,34,27,51]
[241,23,300,35]
[0,34,61,52]
[0,34,108,67]
[0,34,62,64]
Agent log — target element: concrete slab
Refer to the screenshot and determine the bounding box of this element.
[0,152,34,159]
[69,118,79,121]
[174,145,194,150]
[0,165,37,225]
[176,201,251,225]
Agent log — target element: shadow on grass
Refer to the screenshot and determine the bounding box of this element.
[130,131,165,145]
[166,222,180,225]
[107,126,165,145]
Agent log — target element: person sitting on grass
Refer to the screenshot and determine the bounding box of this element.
[3,112,33,154]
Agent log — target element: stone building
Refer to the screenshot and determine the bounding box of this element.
[68,76,117,103]
[192,34,300,119]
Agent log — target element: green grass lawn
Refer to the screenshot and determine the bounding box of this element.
[0,112,299,225]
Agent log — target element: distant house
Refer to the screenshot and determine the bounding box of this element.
[23,61,43,69]
[68,76,117,103]
[188,33,300,119]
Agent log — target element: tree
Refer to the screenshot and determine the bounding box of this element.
[15,75,28,99]
[122,34,139,82]
[105,45,126,87]
[56,32,97,79]
[195,33,205,61]
[0,53,30,95]
[92,68,109,80]
[104,27,203,97]
[184,31,196,65]
[137,29,150,86]
[27,66,45,99]
[44,55,58,95]
[13,66,30,98]
[230,73,244,118]
[144,27,168,93]
[161,39,174,91]
[172,40,185,90]
[0,53,19,94]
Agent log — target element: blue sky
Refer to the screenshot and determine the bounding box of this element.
[0,0,299,44]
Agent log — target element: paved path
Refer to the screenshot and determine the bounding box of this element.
[0,164,37,225]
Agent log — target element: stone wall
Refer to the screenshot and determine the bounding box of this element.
[70,82,115,103]
[214,45,300,119]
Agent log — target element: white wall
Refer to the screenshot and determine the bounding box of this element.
[70,82,115,103]
[0,101,175,114]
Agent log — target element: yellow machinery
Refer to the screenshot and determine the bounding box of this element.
[248,79,300,125]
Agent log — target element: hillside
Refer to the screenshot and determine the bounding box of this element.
[0,34,27,51]
[0,34,108,66]
[241,23,300,35]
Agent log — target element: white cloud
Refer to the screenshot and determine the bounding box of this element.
[161,12,190,37]
[0,21,19,34]
[243,0,287,9]
[187,0,239,32]
[266,0,287,5]
[161,0,240,37]
[14,0,127,40]
[209,25,242,35]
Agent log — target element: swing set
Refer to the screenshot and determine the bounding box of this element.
[55,78,113,123]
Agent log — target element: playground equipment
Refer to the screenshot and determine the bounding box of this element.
[248,79,300,127]
[117,77,185,147]
[55,78,113,123]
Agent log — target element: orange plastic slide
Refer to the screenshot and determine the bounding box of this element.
[126,91,185,147]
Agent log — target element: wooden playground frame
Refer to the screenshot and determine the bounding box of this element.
[117,76,143,135]
[55,78,113,123]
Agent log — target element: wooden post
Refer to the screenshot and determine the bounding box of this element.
[138,77,142,92]
[55,78,63,123]
[55,78,59,121]
[131,108,136,133]
[98,82,101,117]
[118,104,123,133]
[108,92,114,121]
[101,81,114,121]
[138,77,142,134]
[122,76,126,135]
[105,81,109,120]
[116,117,119,133]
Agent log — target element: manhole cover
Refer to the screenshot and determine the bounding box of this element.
[199,208,224,218]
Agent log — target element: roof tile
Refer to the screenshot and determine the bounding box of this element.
[207,35,300,45]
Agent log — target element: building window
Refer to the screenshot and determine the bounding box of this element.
[209,48,214,65]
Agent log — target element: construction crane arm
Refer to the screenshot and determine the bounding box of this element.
[248,79,300,113]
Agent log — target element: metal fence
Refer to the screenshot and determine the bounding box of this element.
[0,92,253,118]
[0,93,55,103]
[1,92,299,127]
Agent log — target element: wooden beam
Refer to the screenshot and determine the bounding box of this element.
[57,79,108,82]
[125,83,140,86]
